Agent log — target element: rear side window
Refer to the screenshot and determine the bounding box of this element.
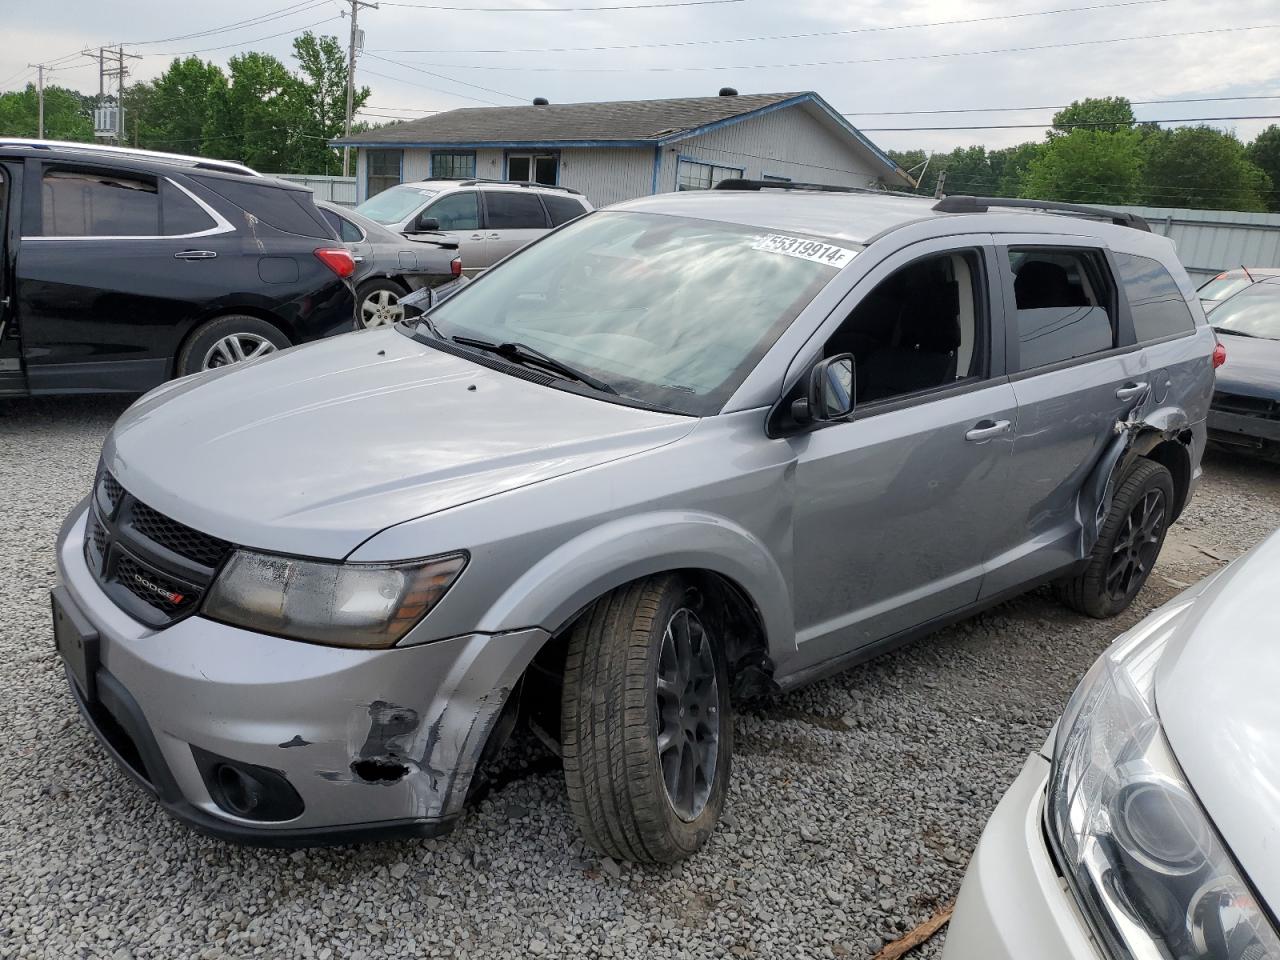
[192,176,332,239]
[161,180,217,236]
[321,208,363,242]
[542,193,588,227]
[1114,252,1196,342]
[41,168,159,237]
[1009,248,1115,370]
[483,190,549,230]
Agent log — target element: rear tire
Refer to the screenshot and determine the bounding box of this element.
[1054,458,1174,618]
[561,575,732,864]
[356,278,408,329]
[175,315,290,378]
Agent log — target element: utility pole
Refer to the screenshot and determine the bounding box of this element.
[85,46,139,145]
[343,0,378,177]
[27,64,45,138]
[933,169,947,199]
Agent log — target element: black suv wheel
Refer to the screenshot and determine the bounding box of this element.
[176,316,292,377]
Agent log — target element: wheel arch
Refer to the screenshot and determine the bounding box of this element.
[170,307,294,377]
[1130,425,1195,521]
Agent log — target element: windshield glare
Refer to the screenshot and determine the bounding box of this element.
[421,210,853,415]
[356,185,438,225]
[1209,281,1280,339]
[1198,273,1253,303]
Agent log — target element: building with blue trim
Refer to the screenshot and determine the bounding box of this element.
[331,90,914,207]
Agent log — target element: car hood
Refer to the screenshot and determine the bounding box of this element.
[104,329,694,558]
[1212,333,1280,399]
[1156,529,1280,907]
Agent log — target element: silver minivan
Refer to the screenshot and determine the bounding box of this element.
[53,183,1215,861]
[354,179,592,274]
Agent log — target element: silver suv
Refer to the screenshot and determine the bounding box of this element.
[354,178,592,274]
[53,182,1214,861]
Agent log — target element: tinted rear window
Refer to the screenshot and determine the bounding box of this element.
[41,168,159,236]
[193,176,333,239]
[1114,253,1196,342]
[484,190,548,230]
[543,193,588,227]
[161,180,217,235]
[1009,248,1116,370]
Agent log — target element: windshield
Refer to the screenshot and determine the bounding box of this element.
[356,185,438,225]
[418,210,856,415]
[1209,280,1280,339]
[1198,273,1254,304]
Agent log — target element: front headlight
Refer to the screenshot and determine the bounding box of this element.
[203,551,466,649]
[1048,601,1280,960]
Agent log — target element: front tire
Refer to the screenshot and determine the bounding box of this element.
[1055,458,1175,618]
[561,575,732,863]
[175,315,290,378]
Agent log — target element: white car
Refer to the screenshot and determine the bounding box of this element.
[353,179,591,275]
[944,529,1280,960]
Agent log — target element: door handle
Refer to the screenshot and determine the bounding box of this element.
[470,233,485,240]
[174,249,216,260]
[1115,382,1149,401]
[488,233,500,239]
[965,419,1012,442]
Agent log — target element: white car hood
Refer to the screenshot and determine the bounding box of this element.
[1157,529,1280,908]
[104,328,693,559]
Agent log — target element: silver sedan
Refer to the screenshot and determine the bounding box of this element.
[317,200,462,329]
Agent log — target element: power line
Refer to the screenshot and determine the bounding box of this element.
[142,16,345,57]
[860,113,1280,131]
[371,0,1172,53]
[380,0,744,9]
[364,53,526,102]
[404,22,1280,71]
[359,66,507,106]
[842,94,1280,117]
[124,1,330,46]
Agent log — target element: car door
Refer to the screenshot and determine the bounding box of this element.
[420,190,486,273]
[18,159,236,393]
[980,236,1144,597]
[0,161,23,396]
[788,237,1018,671]
[480,189,550,265]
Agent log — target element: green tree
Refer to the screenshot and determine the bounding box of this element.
[205,51,295,170]
[1051,96,1136,136]
[1246,125,1280,212]
[0,83,93,140]
[133,57,229,154]
[1142,126,1271,211]
[288,32,368,175]
[988,142,1044,197]
[1021,128,1145,204]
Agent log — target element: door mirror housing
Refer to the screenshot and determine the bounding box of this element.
[411,214,441,233]
[792,354,855,424]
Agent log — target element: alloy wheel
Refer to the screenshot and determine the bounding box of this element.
[655,607,721,822]
[361,289,404,327]
[1105,488,1167,601]
[201,333,277,370]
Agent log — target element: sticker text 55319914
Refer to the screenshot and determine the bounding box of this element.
[752,234,858,269]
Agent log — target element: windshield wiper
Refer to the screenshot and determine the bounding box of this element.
[452,336,619,395]
[1212,326,1262,339]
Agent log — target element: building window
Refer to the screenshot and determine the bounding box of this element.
[676,158,743,191]
[366,150,403,199]
[507,153,558,185]
[430,151,476,179]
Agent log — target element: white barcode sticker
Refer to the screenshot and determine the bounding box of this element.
[752,233,857,268]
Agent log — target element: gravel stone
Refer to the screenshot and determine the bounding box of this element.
[3,396,1277,960]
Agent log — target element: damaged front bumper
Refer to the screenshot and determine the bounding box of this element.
[55,503,548,846]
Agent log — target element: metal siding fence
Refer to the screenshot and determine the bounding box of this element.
[276,174,359,207]
[1111,205,1280,284]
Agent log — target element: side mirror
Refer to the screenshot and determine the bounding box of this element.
[412,215,440,233]
[792,354,855,424]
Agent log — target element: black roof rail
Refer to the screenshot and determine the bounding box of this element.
[455,178,582,196]
[932,195,1151,231]
[714,178,886,196]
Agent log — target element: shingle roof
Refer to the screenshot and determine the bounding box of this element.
[333,92,805,146]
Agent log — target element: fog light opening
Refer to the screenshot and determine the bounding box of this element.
[215,763,265,816]
[352,757,410,783]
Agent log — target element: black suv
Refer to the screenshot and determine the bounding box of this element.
[0,139,357,396]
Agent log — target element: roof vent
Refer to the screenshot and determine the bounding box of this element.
[532,97,550,106]
[718,87,738,97]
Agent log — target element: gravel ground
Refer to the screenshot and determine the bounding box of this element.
[2,396,1278,960]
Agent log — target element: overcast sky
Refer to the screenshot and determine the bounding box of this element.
[4,0,1278,158]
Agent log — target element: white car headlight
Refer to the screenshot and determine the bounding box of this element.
[203,551,466,649]
[1047,601,1280,960]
